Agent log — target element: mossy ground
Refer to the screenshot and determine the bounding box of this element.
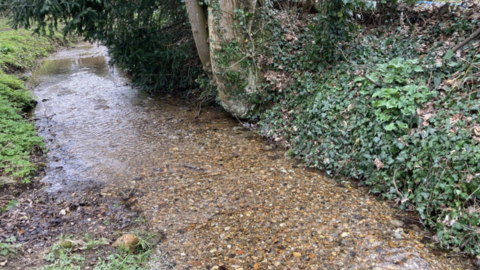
[0,20,73,183]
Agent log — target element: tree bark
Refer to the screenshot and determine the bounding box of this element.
[208,0,258,118]
[185,0,211,72]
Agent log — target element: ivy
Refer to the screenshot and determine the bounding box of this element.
[261,11,480,255]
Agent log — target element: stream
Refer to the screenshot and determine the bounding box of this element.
[29,42,474,269]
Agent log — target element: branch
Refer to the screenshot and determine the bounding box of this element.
[363,74,382,87]
[452,27,480,53]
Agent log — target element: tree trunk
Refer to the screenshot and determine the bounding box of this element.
[185,0,211,72]
[208,0,258,118]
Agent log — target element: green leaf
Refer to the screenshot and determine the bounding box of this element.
[414,66,424,72]
[443,49,454,61]
[384,122,396,131]
[447,62,460,67]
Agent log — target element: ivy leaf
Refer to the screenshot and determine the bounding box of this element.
[396,121,408,129]
[384,122,396,131]
[414,66,424,72]
[447,62,460,67]
[443,49,454,61]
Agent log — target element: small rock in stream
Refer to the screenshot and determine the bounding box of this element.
[393,228,405,239]
[390,219,404,227]
[262,145,274,151]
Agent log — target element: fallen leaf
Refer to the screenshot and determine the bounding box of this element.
[374,157,384,170]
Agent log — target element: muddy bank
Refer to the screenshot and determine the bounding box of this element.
[1,42,477,269]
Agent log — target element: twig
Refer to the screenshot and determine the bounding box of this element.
[427,71,433,89]
[391,170,403,198]
[363,74,382,88]
[195,103,202,118]
[452,27,480,53]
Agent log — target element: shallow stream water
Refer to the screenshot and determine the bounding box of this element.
[30,43,474,269]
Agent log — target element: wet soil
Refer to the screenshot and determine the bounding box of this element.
[1,43,478,269]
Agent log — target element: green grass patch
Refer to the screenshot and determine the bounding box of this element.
[0,19,72,183]
[40,234,166,270]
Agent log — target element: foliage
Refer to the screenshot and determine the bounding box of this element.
[361,57,433,131]
[0,28,67,71]
[0,236,21,257]
[0,72,40,183]
[0,199,17,213]
[0,21,70,183]
[3,0,202,93]
[261,9,480,255]
[309,0,365,63]
[42,235,163,270]
[102,1,201,92]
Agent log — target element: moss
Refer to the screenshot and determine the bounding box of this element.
[0,19,73,183]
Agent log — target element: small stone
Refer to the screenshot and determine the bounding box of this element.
[293,252,301,257]
[262,145,274,151]
[393,228,405,239]
[284,151,293,160]
[112,234,140,252]
[390,219,404,227]
[59,209,66,215]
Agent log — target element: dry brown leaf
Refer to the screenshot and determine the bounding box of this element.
[374,157,384,171]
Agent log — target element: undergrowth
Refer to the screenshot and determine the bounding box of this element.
[259,4,480,255]
[40,234,166,270]
[0,20,72,183]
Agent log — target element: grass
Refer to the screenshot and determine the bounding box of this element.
[39,234,165,270]
[0,19,73,183]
